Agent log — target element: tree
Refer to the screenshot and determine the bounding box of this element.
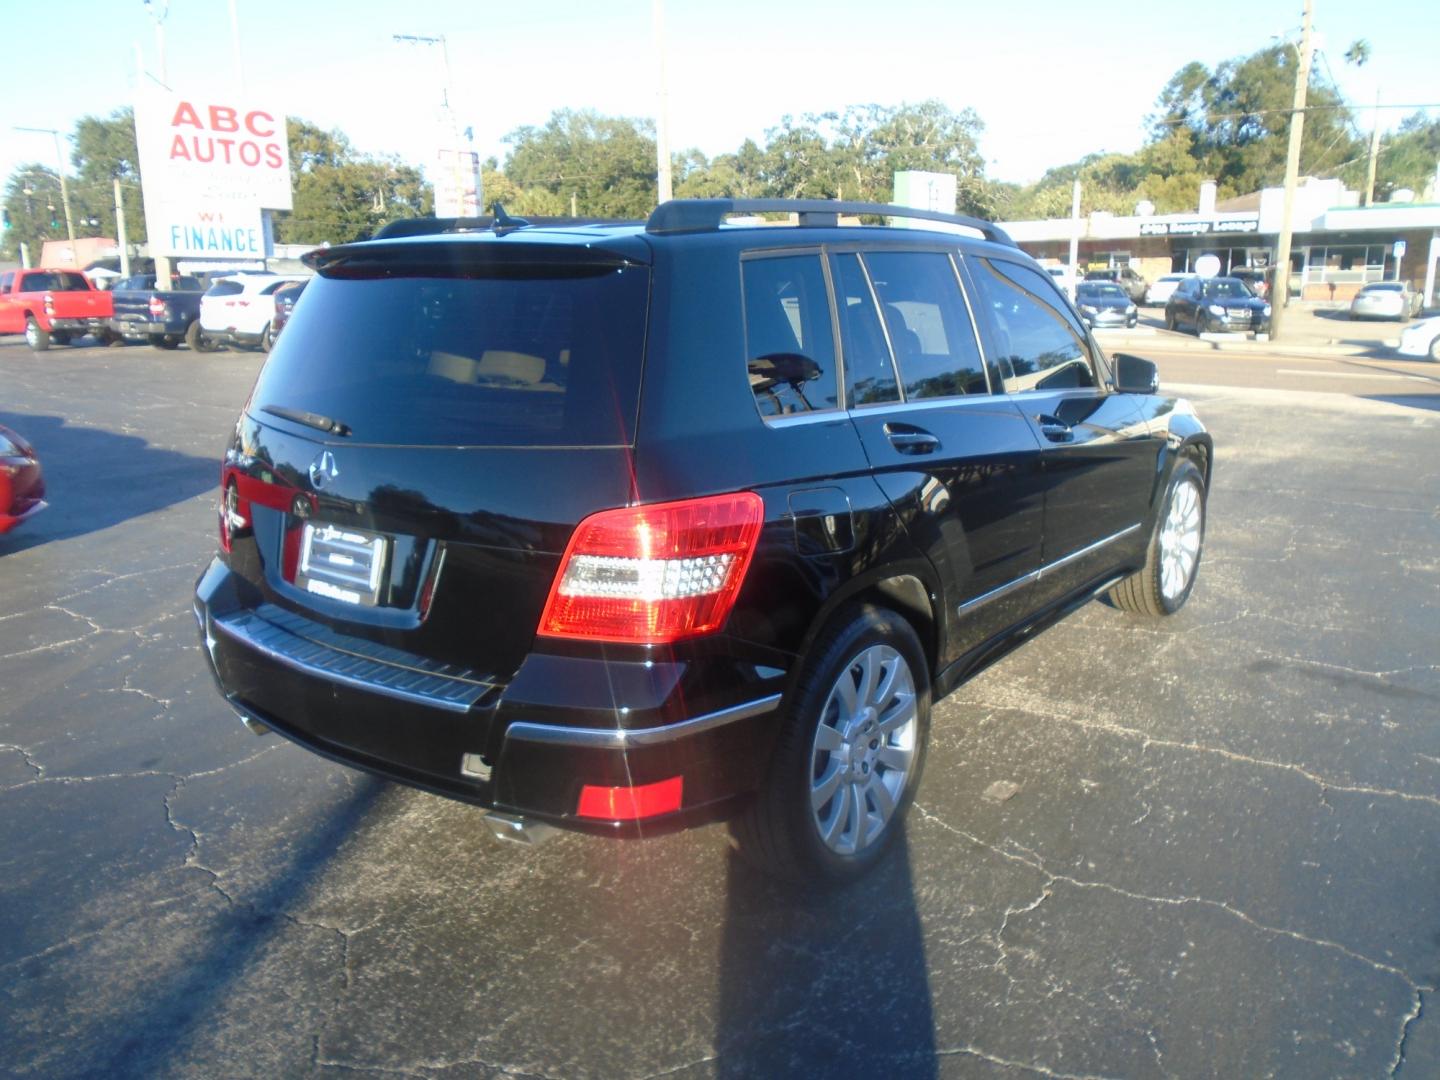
[2,164,66,261]
[1148,45,1362,196]
[1374,112,1440,200]
[504,110,658,219]
[70,107,146,244]
[272,118,434,243]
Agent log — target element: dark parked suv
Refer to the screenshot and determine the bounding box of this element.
[194,199,1212,883]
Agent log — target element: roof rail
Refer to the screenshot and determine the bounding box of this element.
[645,198,1018,247]
[370,216,626,240]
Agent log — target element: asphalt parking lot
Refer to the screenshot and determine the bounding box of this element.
[2,338,1438,1078]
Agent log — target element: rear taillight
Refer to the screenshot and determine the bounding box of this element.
[148,296,167,319]
[539,492,764,644]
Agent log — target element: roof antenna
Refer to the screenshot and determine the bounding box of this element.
[491,202,530,235]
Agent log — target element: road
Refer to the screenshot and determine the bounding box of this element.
[1135,343,1440,410]
[2,339,1438,1078]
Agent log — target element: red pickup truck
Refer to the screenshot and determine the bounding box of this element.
[0,268,114,351]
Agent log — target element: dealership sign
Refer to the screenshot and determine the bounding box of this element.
[134,88,292,257]
[154,204,266,259]
[1140,217,1260,237]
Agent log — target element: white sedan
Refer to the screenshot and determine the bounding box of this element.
[1396,316,1440,361]
[1350,282,1423,321]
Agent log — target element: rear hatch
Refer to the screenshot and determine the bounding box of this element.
[220,238,651,687]
[199,279,244,330]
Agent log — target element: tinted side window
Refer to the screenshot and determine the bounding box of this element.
[830,253,900,407]
[0,272,12,293]
[742,254,839,417]
[969,258,1096,393]
[864,252,988,399]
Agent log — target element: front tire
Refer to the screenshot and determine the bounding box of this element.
[1165,309,1177,332]
[732,605,930,885]
[1109,459,1206,616]
[25,317,50,352]
[1429,337,1440,363]
[260,322,273,353]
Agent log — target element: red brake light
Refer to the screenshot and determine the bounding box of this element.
[539,492,764,644]
[577,776,683,820]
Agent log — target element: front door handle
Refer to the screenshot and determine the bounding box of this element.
[1036,414,1074,442]
[883,422,940,455]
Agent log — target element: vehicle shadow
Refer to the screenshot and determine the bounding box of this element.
[0,410,217,553]
[105,776,387,1075]
[714,830,936,1078]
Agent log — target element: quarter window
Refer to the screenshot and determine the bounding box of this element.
[969,258,1096,393]
[864,252,988,399]
[741,255,840,417]
[830,253,900,406]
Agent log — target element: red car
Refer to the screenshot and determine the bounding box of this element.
[0,425,46,534]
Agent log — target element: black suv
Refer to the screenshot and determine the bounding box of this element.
[195,199,1212,883]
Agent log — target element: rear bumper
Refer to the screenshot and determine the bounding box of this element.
[200,326,265,346]
[48,317,109,332]
[0,498,47,534]
[110,317,184,338]
[194,558,787,835]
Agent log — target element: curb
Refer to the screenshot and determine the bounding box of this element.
[1095,334,1386,357]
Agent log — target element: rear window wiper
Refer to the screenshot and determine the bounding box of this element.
[260,404,352,436]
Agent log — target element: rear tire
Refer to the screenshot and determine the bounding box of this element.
[732,604,930,886]
[260,322,273,353]
[185,321,217,353]
[1164,309,1176,332]
[25,317,50,352]
[1109,459,1206,616]
[1429,337,1440,363]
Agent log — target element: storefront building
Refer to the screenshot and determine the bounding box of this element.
[1003,177,1440,304]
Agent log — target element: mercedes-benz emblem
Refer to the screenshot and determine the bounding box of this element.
[309,450,339,489]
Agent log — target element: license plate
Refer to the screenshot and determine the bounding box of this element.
[295,523,389,606]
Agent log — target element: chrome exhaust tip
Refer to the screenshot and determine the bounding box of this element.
[482,811,559,846]
[230,702,271,737]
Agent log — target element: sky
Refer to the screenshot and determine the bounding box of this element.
[3,0,1438,202]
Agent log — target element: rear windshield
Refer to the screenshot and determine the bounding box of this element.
[1363,283,1402,292]
[20,271,89,291]
[206,280,244,297]
[249,261,649,447]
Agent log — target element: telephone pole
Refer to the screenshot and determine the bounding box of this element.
[1269,0,1313,342]
[653,0,673,205]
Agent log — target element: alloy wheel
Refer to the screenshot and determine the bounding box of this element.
[809,644,917,856]
[1159,478,1203,601]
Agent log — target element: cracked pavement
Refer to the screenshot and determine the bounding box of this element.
[1,341,1438,1078]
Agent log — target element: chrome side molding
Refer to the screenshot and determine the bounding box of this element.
[958,523,1142,616]
[504,693,783,750]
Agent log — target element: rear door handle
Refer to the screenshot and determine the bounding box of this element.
[1036,414,1074,442]
[883,423,940,455]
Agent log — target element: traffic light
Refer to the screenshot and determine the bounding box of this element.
[48,204,57,228]
[2,208,10,229]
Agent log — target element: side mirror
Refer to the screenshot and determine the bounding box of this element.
[1112,353,1159,394]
